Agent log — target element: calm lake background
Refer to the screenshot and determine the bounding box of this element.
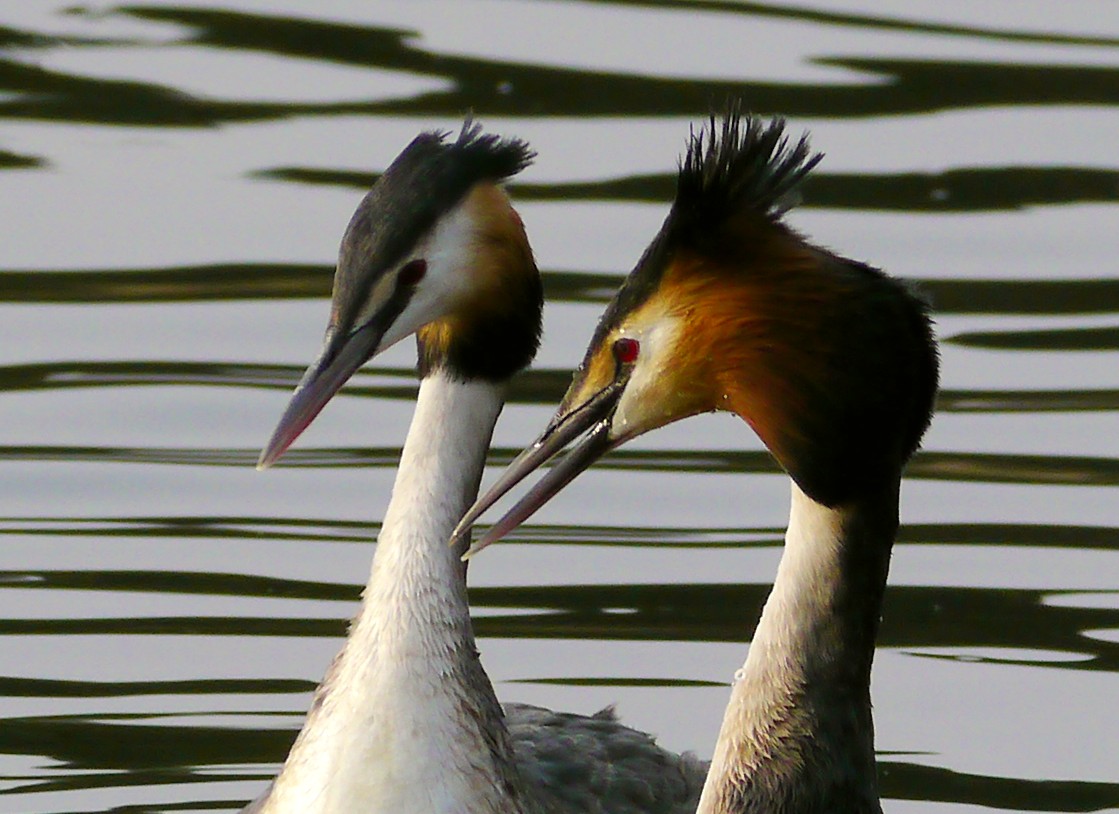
[2,1,1118,812]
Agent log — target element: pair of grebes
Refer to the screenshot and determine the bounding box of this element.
[243,105,939,814]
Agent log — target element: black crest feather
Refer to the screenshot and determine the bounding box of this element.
[333,119,534,337]
[676,103,822,229]
[340,118,534,280]
[448,115,536,181]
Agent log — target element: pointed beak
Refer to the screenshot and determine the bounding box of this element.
[451,378,627,558]
[257,320,385,469]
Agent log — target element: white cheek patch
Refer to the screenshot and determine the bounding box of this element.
[415,200,477,311]
[611,316,681,436]
[362,200,480,353]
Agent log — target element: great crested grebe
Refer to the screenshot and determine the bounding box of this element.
[452,109,939,814]
[247,122,705,814]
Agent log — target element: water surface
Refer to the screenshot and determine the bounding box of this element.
[1,2,1118,812]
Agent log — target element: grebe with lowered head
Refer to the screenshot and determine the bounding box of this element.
[247,122,705,814]
[452,109,939,814]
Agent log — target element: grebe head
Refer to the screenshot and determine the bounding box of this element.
[259,121,541,468]
[454,107,938,552]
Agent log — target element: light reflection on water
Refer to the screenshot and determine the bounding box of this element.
[1,1,1118,812]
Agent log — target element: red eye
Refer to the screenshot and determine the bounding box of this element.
[399,259,427,286]
[613,337,639,365]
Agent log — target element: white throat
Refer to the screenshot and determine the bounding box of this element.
[695,481,889,814]
[745,483,848,675]
[263,372,520,814]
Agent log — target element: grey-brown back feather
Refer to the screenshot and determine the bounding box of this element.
[506,703,708,814]
[239,703,707,814]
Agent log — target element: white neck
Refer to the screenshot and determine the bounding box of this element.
[264,372,524,814]
[695,481,897,814]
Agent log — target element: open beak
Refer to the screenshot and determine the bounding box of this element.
[451,378,628,558]
[257,320,387,469]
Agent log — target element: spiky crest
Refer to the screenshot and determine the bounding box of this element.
[676,104,822,232]
[446,115,536,183]
[569,108,820,392]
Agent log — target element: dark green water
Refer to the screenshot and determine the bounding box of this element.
[1,2,1117,812]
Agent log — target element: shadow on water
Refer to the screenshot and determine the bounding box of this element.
[3,543,1119,807]
[8,266,1119,319]
[574,0,1119,49]
[1,5,1118,128]
[3,549,1119,665]
[1,593,1118,809]
[2,2,1118,811]
[5,356,1119,414]
[259,166,1119,214]
[6,438,1119,489]
[0,147,41,168]
[950,326,1119,352]
[4,513,1119,550]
